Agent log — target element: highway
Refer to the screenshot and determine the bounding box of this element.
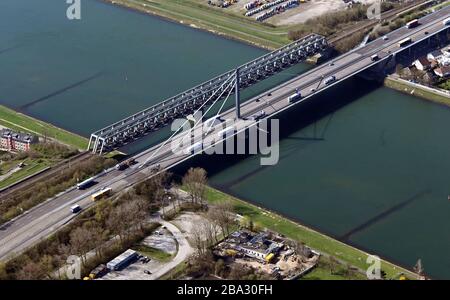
[0,6,449,262]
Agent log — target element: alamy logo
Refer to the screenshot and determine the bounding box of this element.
[66,255,81,279]
[170,111,280,166]
[367,0,381,21]
[66,0,81,20]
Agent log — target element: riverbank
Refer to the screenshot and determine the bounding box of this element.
[100,0,291,50]
[384,76,450,107]
[205,186,419,280]
[0,105,88,150]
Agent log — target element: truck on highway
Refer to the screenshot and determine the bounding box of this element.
[398,37,412,47]
[444,18,450,26]
[288,91,302,103]
[77,177,95,190]
[324,75,336,85]
[371,54,379,61]
[115,157,136,171]
[91,187,112,201]
[405,19,419,29]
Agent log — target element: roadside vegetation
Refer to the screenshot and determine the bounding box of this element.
[0,167,418,280]
[438,79,450,91]
[0,105,88,150]
[288,2,396,52]
[0,155,116,225]
[0,143,78,189]
[369,10,428,41]
[203,185,418,280]
[0,172,171,280]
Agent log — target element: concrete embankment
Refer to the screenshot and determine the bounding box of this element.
[384,76,450,106]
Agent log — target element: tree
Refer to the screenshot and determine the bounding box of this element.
[207,201,235,237]
[182,168,207,204]
[0,262,7,280]
[214,259,225,277]
[191,218,217,256]
[39,254,55,279]
[328,256,340,275]
[134,171,170,209]
[69,226,93,265]
[16,260,46,280]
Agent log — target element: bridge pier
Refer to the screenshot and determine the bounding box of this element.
[235,68,241,119]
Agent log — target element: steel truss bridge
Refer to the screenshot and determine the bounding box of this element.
[88,34,328,154]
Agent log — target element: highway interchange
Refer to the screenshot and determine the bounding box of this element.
[0,5,449,262]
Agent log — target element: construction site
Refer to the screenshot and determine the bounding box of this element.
[213,229,320,279]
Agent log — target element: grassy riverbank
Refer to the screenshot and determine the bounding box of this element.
[384,76,450,107]
[0,105,88,150]
[205,186,418,280]
[103,0,291,50]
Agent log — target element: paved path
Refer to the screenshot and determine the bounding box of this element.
[146,218,194,280]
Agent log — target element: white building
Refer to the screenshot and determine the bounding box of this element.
[427,50,443,62]
[414,57,431,71]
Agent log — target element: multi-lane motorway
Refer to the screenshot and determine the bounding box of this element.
[0,5,449,261]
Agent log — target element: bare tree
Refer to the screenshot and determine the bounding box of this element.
[182,167,207,204]
[191,222,207,256]
[16,260,46,280]
[69,226,93,265]
[208,201,235,237]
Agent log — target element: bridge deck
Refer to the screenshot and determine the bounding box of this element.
[128,5,449,173]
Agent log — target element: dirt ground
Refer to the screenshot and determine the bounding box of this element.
[224,0,379,26]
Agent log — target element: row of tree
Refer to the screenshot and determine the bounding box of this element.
[0,167,210,280]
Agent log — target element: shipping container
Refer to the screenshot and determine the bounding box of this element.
[107,249,138,271]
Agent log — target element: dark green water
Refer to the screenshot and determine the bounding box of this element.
[1,0,449,278]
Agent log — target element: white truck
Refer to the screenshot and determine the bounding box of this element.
[288,91,302,103]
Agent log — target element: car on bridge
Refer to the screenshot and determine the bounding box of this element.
[324,76,336,85]
[250,110,266,121]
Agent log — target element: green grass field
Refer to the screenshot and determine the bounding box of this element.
[109,0,292,49]
[0,160,51,189]
[205,186,418,280]
[133,244,173,262]
[0,105,88,150]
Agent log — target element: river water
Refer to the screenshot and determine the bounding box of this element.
[1,0,449,278]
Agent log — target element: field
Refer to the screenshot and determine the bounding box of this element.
[104,0,292,49]
[0,157,50,190]
[0,105,88,150]
[205,186,418,280]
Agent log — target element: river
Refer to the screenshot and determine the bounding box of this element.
[1,0,449,278]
